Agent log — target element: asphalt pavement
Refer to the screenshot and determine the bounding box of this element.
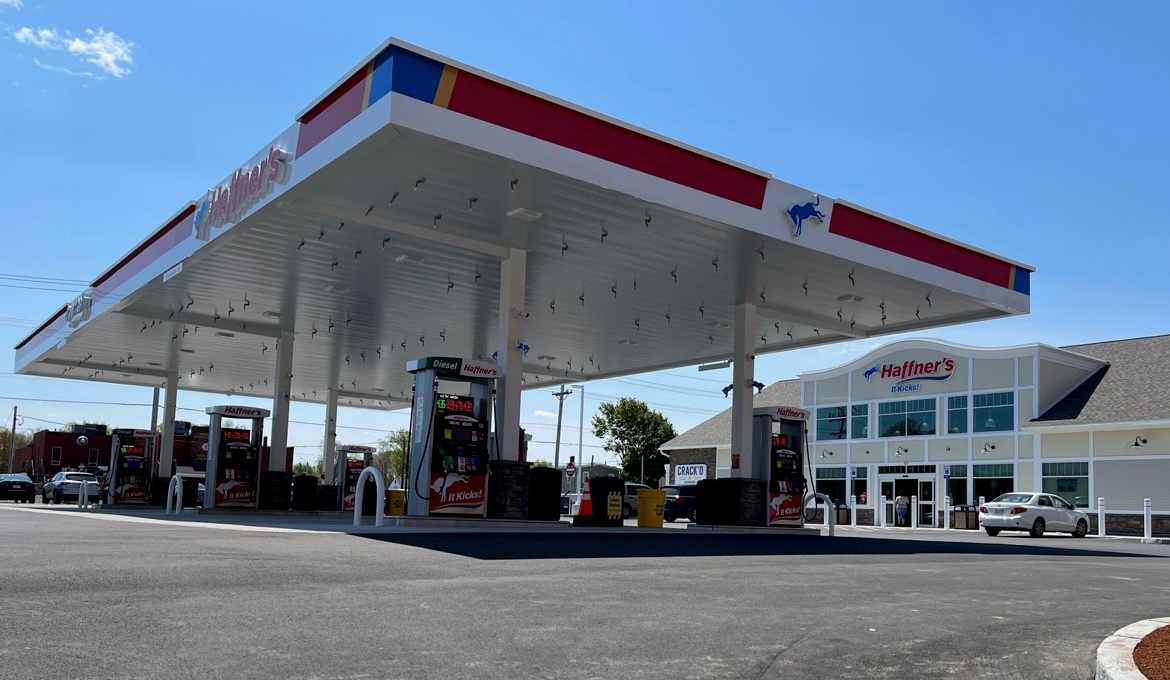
[1,505,1167,679]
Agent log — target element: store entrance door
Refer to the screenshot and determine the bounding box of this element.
[880,475,935,527]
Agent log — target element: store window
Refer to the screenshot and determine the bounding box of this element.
[816,406,847,441]
[947,396,967,434]
[973,392,1014,433]
[973,463,1013,502]
[945,464,968,505]
[851,405,869,439]
[851,467,868,504]
[50,446,62,466]
[88,448,100,466]
[815,467,847,504]
[878,398,936,437]
[1042,462,1089,507]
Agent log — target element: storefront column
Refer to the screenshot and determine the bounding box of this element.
[730,302,756,477]
[157,373,178,477]
[494,247,527,462]
[269,330,294,472]
[322,388,338,484]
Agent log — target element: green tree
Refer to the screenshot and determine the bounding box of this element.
[1,427,33,472]
[591,397,676,486]
[376,429,411,486]
[293,456,323,477]
[530,460,553,469]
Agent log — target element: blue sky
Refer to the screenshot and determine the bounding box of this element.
[2,1,1168,468]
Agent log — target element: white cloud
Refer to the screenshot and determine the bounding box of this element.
[0,0,24,10]
[33,57,94,78]
[533,409,558,419]
[13,26,135,78]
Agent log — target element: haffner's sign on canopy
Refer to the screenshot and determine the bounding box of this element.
[406,357,502,379]
[194,146,290,241]
[205,405,271,418]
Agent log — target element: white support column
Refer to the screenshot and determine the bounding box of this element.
[730,303,756,477]
[269,330,294,472]
[322,388,338,485]
[157,374,178,478]
[495,247,527,462]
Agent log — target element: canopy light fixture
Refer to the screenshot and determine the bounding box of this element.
[698,359,731,372]
[262,311,281,318]
[324,284,349,293]
[835,294,864,303]
[505,207,543,222]
[214,332,235,338]
[146,361,161,366]
[706,320,730,329]
[1131,436,1148,448]
[617,339,639,346]
[179,349,195,354]
[536,355,556,361]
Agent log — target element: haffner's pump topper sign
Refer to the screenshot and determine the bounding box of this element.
[194,146,290,241]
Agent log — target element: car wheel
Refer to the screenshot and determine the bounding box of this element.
[1073,520,1088,538]
[689,509,697,523]
[665,515,675,523]
[41,494,48,504]
[621,504,632,520]
[1029,518,1045,538]
[985,528,1000,536]
[52,493,61,505]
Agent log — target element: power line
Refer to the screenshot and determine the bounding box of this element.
[0,273,90,285]
[0,283,86,293]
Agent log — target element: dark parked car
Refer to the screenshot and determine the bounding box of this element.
[663,484,698,522]
[0,473,37,503]
[42,471,102,504]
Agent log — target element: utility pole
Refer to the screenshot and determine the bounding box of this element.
[6,406,16,474]
[573,384,585,498]
[551,387,571,469]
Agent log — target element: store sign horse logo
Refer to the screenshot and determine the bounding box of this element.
[786,195,825,237]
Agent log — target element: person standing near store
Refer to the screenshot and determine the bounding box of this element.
[895,493,910,527]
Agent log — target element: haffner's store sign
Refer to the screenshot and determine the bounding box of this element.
[849,350,967,399]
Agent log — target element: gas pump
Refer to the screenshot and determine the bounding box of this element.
[203,405,268,509]
[405,356,501,517]
[106,428,157,505]
[336,444,375,511]
[752,406,809,527]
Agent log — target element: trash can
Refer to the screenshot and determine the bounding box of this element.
[572,476,624,527]
[386,489,405,516]
[637,488,666,528]
[528,466,563,521]
[954,505,977,529]
[258,471,293,511]
[181,477,200,508]
[316,484,340,511]
[836,503,851,526]
[292,475,318,511]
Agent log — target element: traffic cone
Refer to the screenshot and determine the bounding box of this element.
[577,473,593,518]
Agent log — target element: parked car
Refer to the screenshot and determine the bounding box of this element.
[42,471,102,505]
[979,492,1089,538]
[622,482,651,519]
[0,473,37,503]
[663,484,698,523]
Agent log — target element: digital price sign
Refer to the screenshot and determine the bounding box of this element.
[436,394,474,414]
[120,444,145,455]
[220,428,251,442]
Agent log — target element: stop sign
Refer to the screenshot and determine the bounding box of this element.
[566,462,576,478]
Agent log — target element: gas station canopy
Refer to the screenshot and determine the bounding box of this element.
[14,37,1032,411]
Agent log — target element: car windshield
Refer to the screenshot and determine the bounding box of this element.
[992,493,1034,504]
[662,487,681,497]
[65,474,99,482]
[2,474,32,482]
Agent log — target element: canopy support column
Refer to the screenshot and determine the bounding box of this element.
[269,330,294,472]
[322,388,338,484]
[157,374,178,477]
[494,247,527,462]
[730,303,756,477]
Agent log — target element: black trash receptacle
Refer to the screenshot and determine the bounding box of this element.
[528,467,563,522]
[148,477,171,506]
[292,475,319,511]
[181,477,200,508]
[317,484,339,511]
[572,476,624,527]
[258,471,293,510]
[360,477,378,515]
[695,478,766,526]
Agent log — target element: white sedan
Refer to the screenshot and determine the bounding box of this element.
[979,492,1090,538]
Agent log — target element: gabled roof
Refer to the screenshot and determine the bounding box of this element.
[660,379,801,450]
[1031,334,1170,427]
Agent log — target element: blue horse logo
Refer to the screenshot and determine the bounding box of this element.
[863,366,879,382]
[787,195,825,236]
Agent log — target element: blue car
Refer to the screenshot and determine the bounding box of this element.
[662,484,698,522]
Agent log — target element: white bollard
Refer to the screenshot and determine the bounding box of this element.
[911,495,919,529]
[353,466,385,528]
[944,495,952,531]
[879,495,887,527]
[1098,497,1106,537]
[978,496,985,509]
[78,481,88,509]
[1144,498,1152,541]
[815,493,835,537]
[850,495,857,527]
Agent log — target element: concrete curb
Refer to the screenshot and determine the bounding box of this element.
[1096,616,1170,679]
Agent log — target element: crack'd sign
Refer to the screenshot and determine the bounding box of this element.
[194,146,290,241]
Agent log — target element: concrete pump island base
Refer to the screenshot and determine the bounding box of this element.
[13,37,1032,534]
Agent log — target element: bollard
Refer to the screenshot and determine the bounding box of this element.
[815,493,835,537]
[944,495,952,531]
[1098,497,1106,537]
[879,495,887,527]
[78,480,88,509]
[1144,498,1152,541]
[850,495,857,527]
[911,495,919,529]
[978,496,985,509]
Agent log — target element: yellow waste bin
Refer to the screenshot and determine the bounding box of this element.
[637,488,666,528]
[386,489,406,516]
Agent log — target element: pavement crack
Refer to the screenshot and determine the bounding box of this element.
[749,627,817,680]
